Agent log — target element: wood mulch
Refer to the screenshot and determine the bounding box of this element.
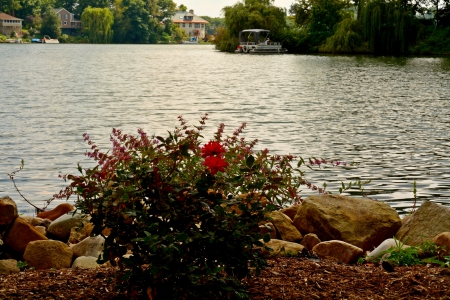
[1,258,450,299]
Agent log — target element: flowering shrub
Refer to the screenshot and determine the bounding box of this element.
[56,114,325,299]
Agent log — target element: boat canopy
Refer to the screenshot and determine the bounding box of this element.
[239,29,270,44]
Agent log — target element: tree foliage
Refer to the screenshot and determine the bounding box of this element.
[40,8,61,38]
[215,0,286,52]
[81,6,113,43]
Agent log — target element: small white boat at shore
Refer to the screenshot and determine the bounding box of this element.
[42,35,59,44]
[235,29,287,54]
[182,36,199,44]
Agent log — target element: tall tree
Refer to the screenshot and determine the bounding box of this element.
[81,6,113,43]
[0,0,21,15]
[40,8,61,37]
[75,0,110,17]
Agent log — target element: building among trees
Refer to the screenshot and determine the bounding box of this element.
[0,12,22,36]
[172,9,208,39]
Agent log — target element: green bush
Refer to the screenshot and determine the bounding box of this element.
[57,115,313,299]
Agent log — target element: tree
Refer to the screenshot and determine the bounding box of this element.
[177,3,186,11]
[40,8,61,38]
[289,0,351,48]
[200,16,225,35]
[120,0,150,43]
[359,0,418,54]
[54,0,77,12]
[81,6,114,43]
[215,0,286,51]
[75,0,110,17]
[0,0,21,15]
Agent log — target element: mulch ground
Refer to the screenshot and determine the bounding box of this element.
[1,257,450,299]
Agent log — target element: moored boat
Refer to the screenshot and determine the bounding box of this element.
[235,29,287,54]
[42,35,59,43]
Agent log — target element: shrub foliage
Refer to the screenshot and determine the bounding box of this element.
[57,115,310,299]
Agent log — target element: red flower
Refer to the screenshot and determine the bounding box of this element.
[203,156,229,175]
[201,141,226,158]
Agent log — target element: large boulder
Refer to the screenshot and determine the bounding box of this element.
[23,240,73,270]
[312,240,363,264]
[267,211,302,242]
[300,233,321,251]
[0,196,18,225]
[292,195,401,251]
[37,203,75,221]
[70,235,105,258]
[47,212,87,241]
[0,259,20,274]
[3,217,48,255]
[396,201,450,246]
[279,204,301,221]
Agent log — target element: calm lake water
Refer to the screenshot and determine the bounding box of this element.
[1,44,450,216]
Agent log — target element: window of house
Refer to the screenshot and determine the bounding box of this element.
[189,23,192,27]
[63,21,67,25]
[195,23,200,28]
[182,23,185,27]
[201,24,204,28]
[58,14,61,18]
[65,14,68,19]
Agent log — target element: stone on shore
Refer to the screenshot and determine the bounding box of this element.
[3,217,48,255]
[432,232,450,257]
[37,203,75,221]
[0,196,18,225]
[23,240,73,270]
[71,256,100,269]
[312,240,363,264]
[47,212,87,241]
[279,204,301,221]
[0,259,20,274]
[293,195,402,251]
[300,233,321,251]
[396,201,450,246]
[366,238,409,262]
[267,211,302,242]
[70,235,105,259]
[262,239,305,257]
[259,222,278,240]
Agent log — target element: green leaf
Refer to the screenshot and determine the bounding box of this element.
[263,233,271,243]
[246,155,255,168]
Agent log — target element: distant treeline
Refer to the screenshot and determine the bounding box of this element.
[214,0,450,56]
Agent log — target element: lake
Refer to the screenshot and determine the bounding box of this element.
[1,44,450,216]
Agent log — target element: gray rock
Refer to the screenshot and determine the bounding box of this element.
[70,235,105,259]
[0,259,20,274]
[312,240,363,264]
[47,213,88,241]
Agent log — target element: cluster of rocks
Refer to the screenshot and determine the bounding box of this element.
[0,196,106,274]
[259,194,450,264]
[1,194,450,275]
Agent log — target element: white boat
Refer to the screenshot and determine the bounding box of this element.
[42,35,59,44]
[235,29,287,54]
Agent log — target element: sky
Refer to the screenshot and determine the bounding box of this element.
[176,0,295,18]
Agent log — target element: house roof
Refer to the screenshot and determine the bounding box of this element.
[172,10,208,24]
[0,12,23,21]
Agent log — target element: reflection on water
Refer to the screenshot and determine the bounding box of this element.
[1,44,450,216]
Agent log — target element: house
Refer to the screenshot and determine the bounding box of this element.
[172,10,208,39]
[0,12,22,36]
[53,8,81,35]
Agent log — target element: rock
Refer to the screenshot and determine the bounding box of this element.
[31,217,46,227]
[47,212,87,241]
[432,232,450,257]
[19,215,33,224]
[70,235,105,259]
[279,204,301,221]
[259,222,278,240]
[37,203,75,221]
[34,226,46,236]
[23,240,73,270]
[292,195,401,251]
[3,217,48,255]
[396,201,450,246]
[366,238,409,262]
[68,226,88,244]
[300,233,321,251]
[267,211,302,242]
[0,196,18,225]
[0,259,20,274]
[71,256,100,269]
[263,239,305,257]
[312,240,363,264]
